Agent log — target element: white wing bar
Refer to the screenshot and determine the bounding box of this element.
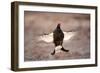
[38,31,76,43]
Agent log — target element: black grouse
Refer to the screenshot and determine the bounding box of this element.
[51,23,69,55]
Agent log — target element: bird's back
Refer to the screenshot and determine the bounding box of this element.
[53,28,64,42]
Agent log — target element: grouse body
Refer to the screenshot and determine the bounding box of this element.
[53,24,64,46]
[51,23,69,55]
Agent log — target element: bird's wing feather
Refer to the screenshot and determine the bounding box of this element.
[38,31,76,43]
[38,33,53,43]
[63,31,76,41]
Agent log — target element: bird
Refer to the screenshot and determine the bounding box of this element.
[51,23,69,55]
[38,23,77,55]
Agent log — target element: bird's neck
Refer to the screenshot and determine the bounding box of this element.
[57,26,61,29]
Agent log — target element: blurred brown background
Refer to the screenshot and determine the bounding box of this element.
[24,11,90,61]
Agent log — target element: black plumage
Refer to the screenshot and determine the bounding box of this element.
[53,23,64,46]
[51,23,69,55]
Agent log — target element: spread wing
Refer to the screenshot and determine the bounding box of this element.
[38,31,76,43]
[38,33,53,43]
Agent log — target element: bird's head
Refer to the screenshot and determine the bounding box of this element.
[57,23,61,29]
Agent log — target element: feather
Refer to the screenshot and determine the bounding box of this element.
[38,31,76,43]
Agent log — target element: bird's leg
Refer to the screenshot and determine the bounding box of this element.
[61,47,69,52]
[51,49,55,55]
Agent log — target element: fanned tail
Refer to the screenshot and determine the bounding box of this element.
[61,47,69,52]
[51,46,69,55]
